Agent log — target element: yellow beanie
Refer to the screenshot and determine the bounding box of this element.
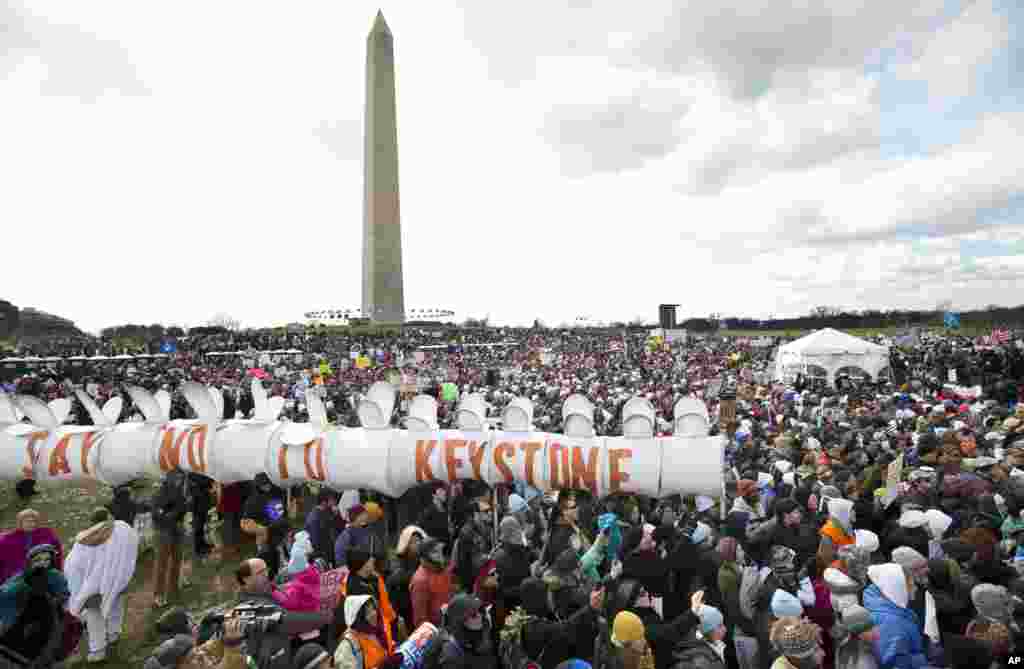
[613,611,645,644]
[364,502,384,523]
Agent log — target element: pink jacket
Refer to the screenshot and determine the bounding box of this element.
[272,566,321,612]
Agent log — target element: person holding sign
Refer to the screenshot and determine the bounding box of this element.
[540,492,590,570]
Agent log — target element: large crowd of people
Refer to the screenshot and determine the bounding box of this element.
[2,325,1024,669]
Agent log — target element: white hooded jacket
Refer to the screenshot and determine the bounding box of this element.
[64,520,139,619]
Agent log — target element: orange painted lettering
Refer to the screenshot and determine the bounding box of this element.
[493,442,515,483]
[278,443,289,480]
[468,441,486,480]
[48,435,72,477]
[571,446,599,496]
[158,427,181,472]
[23,431,49,479]
[81,432,97,476]
[304,439,326,481]
[520,441,542,488]
[416,440,437,482]
[173,429,192,470]
[186,426,208,474]
[445,439,467,482]
[608,448,633,494]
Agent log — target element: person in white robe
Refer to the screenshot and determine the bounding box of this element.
[63,508,140,663]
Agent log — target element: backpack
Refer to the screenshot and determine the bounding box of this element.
[738,564,764,621]
[499,608,546,669]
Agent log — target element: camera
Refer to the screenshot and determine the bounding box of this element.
[212,602,283,637]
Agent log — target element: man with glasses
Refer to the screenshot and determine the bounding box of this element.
[233,558,332,667]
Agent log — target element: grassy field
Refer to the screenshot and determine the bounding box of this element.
[0,482,255,667]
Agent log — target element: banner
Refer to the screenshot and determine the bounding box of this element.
[319,568,347,617]
[398,623,439,669]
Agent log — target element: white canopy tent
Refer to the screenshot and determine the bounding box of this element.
[774,328,890,384]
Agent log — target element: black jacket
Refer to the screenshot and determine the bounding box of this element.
[242,486,289,546]
[672,631,726,669]
[418,504,451,550]
[151,472,188,539]
[519,578,598,667]
[108,487,150,526]
[495,543,533,611]
[620,551,670,599]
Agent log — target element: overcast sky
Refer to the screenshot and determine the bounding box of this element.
[4,1,1023,333]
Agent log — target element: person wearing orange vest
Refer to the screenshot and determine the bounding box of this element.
[334,595,403,669]
[343,549,398,651]
[818,498,856,569]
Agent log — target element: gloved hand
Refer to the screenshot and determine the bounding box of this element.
[380,653,405,669]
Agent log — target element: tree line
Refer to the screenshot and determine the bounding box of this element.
[679,303,1024,333]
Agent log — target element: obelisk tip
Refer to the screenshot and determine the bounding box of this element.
[371,9,391,34]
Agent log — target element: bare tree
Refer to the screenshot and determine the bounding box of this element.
[207,312,241,331]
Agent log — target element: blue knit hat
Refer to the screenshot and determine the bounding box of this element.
[771,589,804,618]
[690,522,711,545]
[698,605,724,635]
[508,494,528,514]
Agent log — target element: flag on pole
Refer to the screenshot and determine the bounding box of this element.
[992,329,1011,345]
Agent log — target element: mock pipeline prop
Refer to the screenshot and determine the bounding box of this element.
[0,381,724,498]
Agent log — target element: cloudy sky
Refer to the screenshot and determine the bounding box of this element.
[4,1,1022,333]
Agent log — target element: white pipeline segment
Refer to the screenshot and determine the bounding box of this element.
[1,383,723,497]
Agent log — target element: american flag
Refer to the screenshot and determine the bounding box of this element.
[609,341,624,352]
[992,328,1011,345]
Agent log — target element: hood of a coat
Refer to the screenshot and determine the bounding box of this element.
[867,563,909,609]
[344,594,372,627]
[823,567,861,595]
[74,520,114,546]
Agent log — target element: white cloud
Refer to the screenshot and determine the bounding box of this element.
[1,1,148,100]
[1,0,1021,333]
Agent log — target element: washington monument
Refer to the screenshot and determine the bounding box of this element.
[362,10,405,324]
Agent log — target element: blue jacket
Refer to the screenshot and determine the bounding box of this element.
[0,569,70,633]
[862,583,927,669]
[334,525,372,567]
